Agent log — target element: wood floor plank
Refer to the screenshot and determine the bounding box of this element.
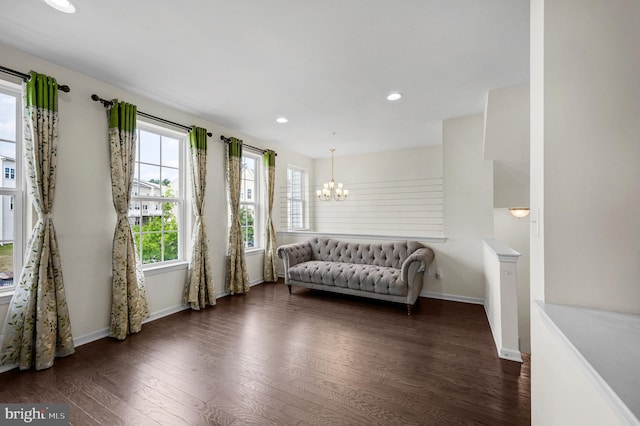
[0,280,530,425]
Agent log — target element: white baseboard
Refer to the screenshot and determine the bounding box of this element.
[0,363,17,373]
[422,291,485,305]
[73,327,109,347]
[143,304,189,324]
[215,278,265,299]
[72,303,190,348]
[499,348,523,362]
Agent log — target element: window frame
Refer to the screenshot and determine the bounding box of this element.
[239,151,262,251]
[287,165,308,230]
[130,120,186,268]
[0,79,24,295]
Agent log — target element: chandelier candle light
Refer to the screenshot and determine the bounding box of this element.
[317,148,348,201]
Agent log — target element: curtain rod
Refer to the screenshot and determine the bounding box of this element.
[220,135,277,156]
[91,94,213,137]
[0,65,71,93]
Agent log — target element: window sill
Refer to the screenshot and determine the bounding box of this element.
[0,289,14,305]
[245,248,265,257]
[142,260,189,277]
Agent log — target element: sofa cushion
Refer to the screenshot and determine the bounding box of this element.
[309,237,421,270]
[287,261,407,296]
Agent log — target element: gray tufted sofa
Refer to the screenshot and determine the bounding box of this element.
[277,237,435,315]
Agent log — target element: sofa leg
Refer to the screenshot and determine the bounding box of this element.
[407,304,413,316]
[287,285,292,294]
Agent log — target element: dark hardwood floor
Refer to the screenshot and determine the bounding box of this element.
[0,280,530,425]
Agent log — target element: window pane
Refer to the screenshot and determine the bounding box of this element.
[0,162,16,189]
[132,232,141,258]
[139,164,161,197]
[290,200,303,229]
[163,232,178,261]
[139,130,160,164]
[0,141,15,163]
[0,194,14,288]
[287,167,306,230]
[0,243,13,288]
[0,195,15,243]
[162,202,179,231]
[162,137,179,168]
[243,178,254,202]
[141,232,162,264]
[291,170,302,198]
[161,167,179,197]
[0,93,16,141]
[240,205,255,248]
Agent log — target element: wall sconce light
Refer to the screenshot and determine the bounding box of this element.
[509,207,530,218]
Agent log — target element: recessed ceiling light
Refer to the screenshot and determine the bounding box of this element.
[386,92,403,101]
[44,0,76,13]
[276,117,288,124]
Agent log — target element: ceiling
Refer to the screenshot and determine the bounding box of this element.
[0,0,529,158]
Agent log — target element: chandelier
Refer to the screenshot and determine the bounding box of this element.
[316,148,348,201]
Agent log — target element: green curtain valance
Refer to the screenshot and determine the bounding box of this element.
[190,126,208,150]
[108,99,137,132]
[25,71,58,111]
[228,137,243,158]
[263,150,276,168]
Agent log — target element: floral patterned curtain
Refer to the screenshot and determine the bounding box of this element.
[108,100,149,340]
[0,72,74,370]
[225,138,249,294]
[263,150,277,282]
[183,127,215,309]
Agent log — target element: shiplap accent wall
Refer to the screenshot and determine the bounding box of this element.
[299,177,444,237]
[284,145,444,238]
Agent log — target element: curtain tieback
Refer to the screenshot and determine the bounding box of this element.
[39,213,54,219]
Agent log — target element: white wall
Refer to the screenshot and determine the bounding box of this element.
[484,85,530,209]
[531,0,640,423]
[0,42,306,342]
[540,0,640,312]
[439,114,494,300]
[311,146,443,237]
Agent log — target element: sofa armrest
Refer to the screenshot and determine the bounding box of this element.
[277,242,313,277]
[402,247,435,297]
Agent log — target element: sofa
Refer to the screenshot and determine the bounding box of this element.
[277,237,435,315]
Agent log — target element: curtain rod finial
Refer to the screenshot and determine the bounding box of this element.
[59,85,70,93]
[90,94,100,101]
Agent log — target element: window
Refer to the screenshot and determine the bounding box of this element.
[287,166,307,230]
[239,153,261,249]
[0,81,23,291]
[129,122,185,266]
